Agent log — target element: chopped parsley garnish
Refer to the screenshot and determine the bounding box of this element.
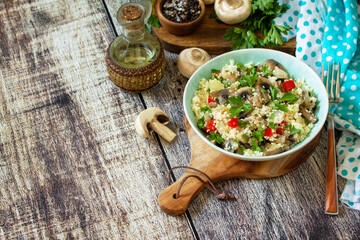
[208,132,224,144]
[240,67,258,87]
[278,92,298,103]
[272,92,298,112]
[285,124,302,134]
[303,117,311,125]
[269,113,275,119]
[242,134,249,139]
[252,124,264,142]
[211,69,221,74]
[273,103,288,112]
[270,86,279,101]
[228,95,252,118]
[250,140,264,152]
[201,106,212,113]
[262,65,273,76]
[197,117,206,129]
[269,122,278,129]
[238,119,248,128]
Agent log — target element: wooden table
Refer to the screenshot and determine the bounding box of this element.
[1,1,359,239]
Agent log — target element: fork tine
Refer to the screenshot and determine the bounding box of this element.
[330,62,335,100]
[326,62,330,94]
[335,62,341,101]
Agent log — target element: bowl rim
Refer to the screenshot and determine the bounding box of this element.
[183,48,329,161]
[155,0,205,27]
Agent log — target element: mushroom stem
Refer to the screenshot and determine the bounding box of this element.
[150,121,177,142]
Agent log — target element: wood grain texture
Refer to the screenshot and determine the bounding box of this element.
[0,0,193,239]
[105,2,360,239]
[158,118,321,216]
[152,4,296,55]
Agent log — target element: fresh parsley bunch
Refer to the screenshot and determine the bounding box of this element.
[223,0,292,50]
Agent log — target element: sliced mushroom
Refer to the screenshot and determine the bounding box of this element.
[264,59,279,71]
[264,146,290,156]
[275,135,286,144]
[288,133,301,143]
[211,88,235,104]
[303,92,316,109]
[254,76,273,106]
[300,107,318,123]
[214,0,252,25]
[235,87,252,99]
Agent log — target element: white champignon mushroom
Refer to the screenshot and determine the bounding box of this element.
[214,0,252,25]
[203,0,215,5]
[177,48,211,78]
[135,107,177,142]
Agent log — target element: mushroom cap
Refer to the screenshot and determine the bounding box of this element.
[177,48,211,78]
[135,107,170,138]
[264,59,279,72]
[214,0,252,25]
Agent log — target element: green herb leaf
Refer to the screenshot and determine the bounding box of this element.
[201,106,212,113]
[250,139,263,152]
[242,134,249,139]
[211,69,221,74]
[273,103,288,112]
[229,95,252,118]
[269,122,278,129]
[252,125,264,142]
[270,86,279,101]
[269,113,275,119]
[209,10,223,23]
[197,117,206,129]
[208,132,224,144]
[147,14,161,28]
[262,65,273,76]
[238,119,248,128]
[285,124,302,135]
[278,92,298,103]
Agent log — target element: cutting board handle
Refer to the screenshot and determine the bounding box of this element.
[157,118,321,216]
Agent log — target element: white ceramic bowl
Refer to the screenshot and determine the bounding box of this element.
[183,49,329,161]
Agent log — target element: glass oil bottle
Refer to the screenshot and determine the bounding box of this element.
[106,2,165,92]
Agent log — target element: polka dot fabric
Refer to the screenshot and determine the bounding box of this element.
[322,1,360,210]
[275,1,360,211]
[274,0,326,75]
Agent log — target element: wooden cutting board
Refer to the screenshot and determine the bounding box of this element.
[158,118,321,216]
[153,5,296,55]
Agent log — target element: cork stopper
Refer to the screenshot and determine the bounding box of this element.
[123,5,143,21]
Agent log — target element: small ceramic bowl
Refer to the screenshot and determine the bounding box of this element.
[183,49,329,161]
[155,0,205,36]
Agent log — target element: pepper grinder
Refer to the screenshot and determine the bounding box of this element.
[106,2,165,92]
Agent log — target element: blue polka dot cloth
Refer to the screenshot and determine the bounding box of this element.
[275,0,360,210]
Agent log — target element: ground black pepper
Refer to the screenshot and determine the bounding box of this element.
[162,0,201,23]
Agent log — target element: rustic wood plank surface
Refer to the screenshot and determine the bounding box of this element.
[1,0,360,239]
[0,0,193,239]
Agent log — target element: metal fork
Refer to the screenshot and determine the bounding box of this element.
[321,62,340,215]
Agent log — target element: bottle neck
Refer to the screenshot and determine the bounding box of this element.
[122,24,145,41]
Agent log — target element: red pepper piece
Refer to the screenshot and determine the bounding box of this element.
[206,119,217,133]
[276,126,283,135]
[208,96,215,103]
[282,80,296,92]
[264,127,274,137]
[228,118,239,128]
